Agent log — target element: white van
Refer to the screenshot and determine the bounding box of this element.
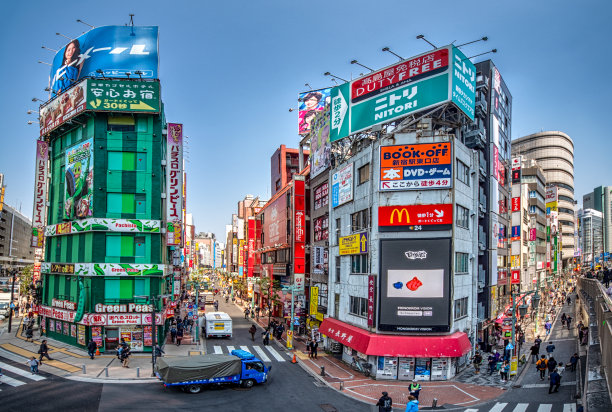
[204,312,232,339]
[203,292,214,305]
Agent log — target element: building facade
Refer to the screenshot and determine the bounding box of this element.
[583,186,612,258]
[0,204,36,274]
[579,209,604,267]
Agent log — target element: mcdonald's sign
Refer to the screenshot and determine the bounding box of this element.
[378,204,453,232]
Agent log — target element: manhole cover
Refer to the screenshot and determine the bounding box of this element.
[320,404,338,412]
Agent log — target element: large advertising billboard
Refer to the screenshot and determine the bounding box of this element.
[379,238,451,332]
[378,204,452,231]
[298,88,331,135]
[379,142,452,191]
[63,138,93,220]
[309,108,331,179]
[166,123,183,245]
[262,190,288,247]
[331,163,353,207]
[31,140,49,247]
[293,177,306,292]
[50,25,159,95]
[330,45,475,141]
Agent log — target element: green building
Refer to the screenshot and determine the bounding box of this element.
[38,80,172,352]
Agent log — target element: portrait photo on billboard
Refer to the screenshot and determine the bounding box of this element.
[309,108,331,178]
[63,138,94,220]
[298,88,331,135]
[378,238,451,333]
[50,25,159,95]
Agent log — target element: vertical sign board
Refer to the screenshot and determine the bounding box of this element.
[238,240,245,277]
[31,140,49,247]
[247,218,255,278]
[330,45,475,141]
[379,143,452,191]
[331,163,353,207]
[367,274,376,328]
[293,177,306,294]
[378,238,451,333]
[166,123,183,246]
[511,157,521,184]
[309,286,319,317]
[511,270,521,284]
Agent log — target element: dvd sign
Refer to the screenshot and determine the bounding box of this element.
[378,204,452,231]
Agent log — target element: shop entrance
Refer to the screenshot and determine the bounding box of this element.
[105,328,119,350]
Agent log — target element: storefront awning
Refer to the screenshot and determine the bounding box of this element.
[320,318,471,358]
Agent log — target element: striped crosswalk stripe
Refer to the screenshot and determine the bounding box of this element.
[466,403,577,411]
[536,405,553,412]
[213,346,223,354]
[563,404,576,412]
[0,361,45,381]
[0,374,26,387]
[264,346,285,362]
[252,346,271,362]
[226,345,236,353]
[512,404,528,412]
[489,403,508,412]
[239,346,250,353]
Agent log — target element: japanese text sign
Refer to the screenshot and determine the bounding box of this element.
[166,123,183,245]
[378,204,452,230]
[368,275,376,327]
[339,232,368,255]
[87,79,160,112]
[31,140,49,247]
[331,163,353,207]
[293,177,306,281]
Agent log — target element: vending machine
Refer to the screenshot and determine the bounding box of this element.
[398,357,415,380]
[376,356,398,380]
[431,357,449,380]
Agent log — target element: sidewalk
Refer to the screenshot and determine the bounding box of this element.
[235,299,506,410]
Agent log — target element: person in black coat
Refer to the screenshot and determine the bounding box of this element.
[38,340,52,363]
[549,370,561,393]
[376,391,393,412]
[87,340,97,359]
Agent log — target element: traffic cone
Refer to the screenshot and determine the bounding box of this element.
[96,347,100,356]
[292,354,297,364]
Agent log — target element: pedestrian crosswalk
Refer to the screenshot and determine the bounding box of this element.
[464,402,577,412]
[211,345,287,362]
[0,360,46,388]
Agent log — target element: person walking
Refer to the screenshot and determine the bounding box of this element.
[561,313,567,327]
[255,306,260,320]
[27,357,39,374]
[38,340,52,363]
[25,323,34,342]
[472,351,483,373]
[170,324,177,344]
[244,307,250,319]
[530,343,540,364]
[549,369,561,393]
[154,344,165,358]
[500,360,510,383]
[569,353,579,372]
[534,335,542,349]
[488,352,497,375]
[311,339,318,359]
[409,380,421,400]
[376,391,393,412]
[176,328,183,346]
[87,339,97,359]
[121,346,131,368]
[404,395,419,412]
[546,341,556,358]
[262,329,270,346]
[547,356,557,376]
[213,300,219,312]
[536,355,548,380]
[249,324,256,341]
[566,315,572,331]
[544,321,552,337]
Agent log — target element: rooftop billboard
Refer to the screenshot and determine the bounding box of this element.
[50,25,159,95]
[298,88,331,135]
[330,45,475,142]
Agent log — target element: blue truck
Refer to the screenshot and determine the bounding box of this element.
[155,349,271,394]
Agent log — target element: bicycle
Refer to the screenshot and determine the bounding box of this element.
[350,356,372,377]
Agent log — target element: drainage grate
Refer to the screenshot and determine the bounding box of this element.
[319,404,338,412]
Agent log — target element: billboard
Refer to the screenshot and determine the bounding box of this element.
[293,178,306,286]
[380,142,452,191]
[378,238,451,332]
[313,246,325,274]
[63,138,94,220]
[166,123,183,245]
[511,157,521,183]
[330,45,475,141]
[511,197,520,212]
[39,80,87,135]
[331,163,353,207]
[31,141,49,247]
[378,204,452,231]
[339,232,368,255]
[50,25,159,95]
[545,186,558,214]
[299,88,331,135]
[309,108,331,178]
[262,190,288,247]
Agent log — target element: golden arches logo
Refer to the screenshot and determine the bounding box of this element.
[390,208,410,224]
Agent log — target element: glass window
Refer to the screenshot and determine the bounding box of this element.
[351,209,369,232]
[335,256,341,283]
[455,252,469,273]
[351,254,368,274]
[335,218,341,244]
[106,235,122,257]
[457,160,470,186]
[454,297,469,320]
[358,164,370,185]
[456,205,469,229]
[105,279,120,300]
[349,296,368,318]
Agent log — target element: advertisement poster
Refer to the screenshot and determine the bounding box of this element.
[49,319,55,333]
[92,326,103,347]
[50,25,159,95]
[144,325,153,346]
[310,287,319,316]
[331,163,353,207]
[511,270,520,284]
[380,143,452,191]
[31,140,49,247]
[77,324,86,346]
[313,246,325,274]
[39,81,87,135]
[378,238,451,332]
[511,225,520,241]
[71,324,77,338]
[166,123,184,245]
[511,197,520,212]
[339,232,368,255]
[87,79,160,112]
[293,178,306,283]
[56,321,62,333]
[63,138,94,220]
[307,94,332,178]
[378,204,453,231]
[298,88,331,135]
[368,274,376,327]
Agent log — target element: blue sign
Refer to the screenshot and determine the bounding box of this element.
[595,257,600,263]
[50,25,159,95]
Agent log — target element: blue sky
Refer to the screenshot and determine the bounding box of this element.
[1,0,610,240]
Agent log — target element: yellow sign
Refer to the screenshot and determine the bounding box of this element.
[0,186,5,213]
[286,330,293,349]
[310,287,319,316]
[316,312,324,322]
[510,355,518,376]
[511,255,520,269]
[339,232,368,255]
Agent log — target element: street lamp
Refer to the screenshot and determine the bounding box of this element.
[134,294,160,377]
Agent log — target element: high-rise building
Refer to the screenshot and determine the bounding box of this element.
[0,204,36,274]
[582,186,612,256]
[512,131,575,268]
[579,209,604,266]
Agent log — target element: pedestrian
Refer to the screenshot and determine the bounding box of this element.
[262,329,270,346]
[567,295,572,305]
[578,323,584,342]
[409,380,421,400]
[566,315,572,331]
[276,322,285,340]
[547,356,557,376]
[569,353,579,372]
[549,369,561,393]
[376,391,393,412]
[544,321,552,337]
[488,352,497,375]
[244,307,250,319]
[87,339,97,359]
[170,324,177,343]
[534,335,542,349]
[557,362,565,376]
[27,357,39,374]
[561,313,567,327]
[311,339,318,359]
[121,346,131,368]
[404,395,419,412]
[536,355,548,380]
[38,340,52,363]
[176,328,183,346]
[255,306,260,320]
[500,360,510,383]
[25,323,34,342]
[472,351,483,373]
[249,324,256,341]
[306,338,313,358]
[518,331,525,353]
[546,341,556,358]
[154,344,165,358]
[530,343,540,364]
[581,327,589,346]
[214,300,219,311]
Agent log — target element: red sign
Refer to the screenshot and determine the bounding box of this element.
[511,270,521,284]
[247,218,255,278]
[498,269,507,283]
[378,204,453,228]
[367,275,376,328]
[511,197,520,212]
[351,48,449,102]
[293,178,306,276]
[529,228,536,241]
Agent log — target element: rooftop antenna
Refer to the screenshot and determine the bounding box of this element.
[350,60,374,72]
[456,36,488,48]
[128,14,135,36]
[76,19,95,29]
[416,34,437,49]
[381,47,403,61]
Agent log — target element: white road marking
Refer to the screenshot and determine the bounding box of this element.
[239,346,251,354]
[463,409,478,412]
[512,403,528,412]
[0,361,46,381]
[226,345,235,353]
[264,346,285,362]
[213,346,222,354]
[0,375,26,387]
[536,404,553,412]
[563,404,576,412]
[489,403,508,412]
[522,381,576,388]
[252,346,271,362]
